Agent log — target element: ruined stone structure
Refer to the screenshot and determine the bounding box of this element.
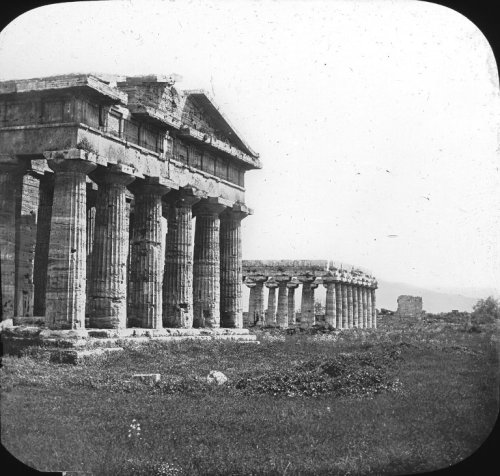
[243,260,378,329]
[396,295,423,319]
[0,74,261,332]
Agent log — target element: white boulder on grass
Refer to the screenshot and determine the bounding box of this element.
[206,370,228,385]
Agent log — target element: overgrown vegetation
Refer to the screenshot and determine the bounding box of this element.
[1,300,498,475]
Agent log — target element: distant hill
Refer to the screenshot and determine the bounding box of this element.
[376,280,497,313]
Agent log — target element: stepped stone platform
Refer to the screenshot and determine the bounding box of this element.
[1,325,258,364]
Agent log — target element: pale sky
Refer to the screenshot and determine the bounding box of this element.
[1,0,499,293]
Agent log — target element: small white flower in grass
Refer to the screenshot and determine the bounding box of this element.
[326,406,331,412]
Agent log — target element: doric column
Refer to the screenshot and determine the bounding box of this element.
[352,279,359,328]
[15,171,41,317]
[335,282,343,329]
[265,277,278,327]
[356,285,363,328]
[219,204,250,328]
[341,280,348,328]
[244,276,266,327]
[362,283,368,328]
[275,275,291,328]
[193,197,230,328]
[287,278,299,326]
[44,152,97,329]
[88,165,135,329]
[128,177,174,328]
[346,281,353,328]
[85,182,97,324]
[33,174,54,316]
[366,285,372,328]
[323,272,337,328]
[298,275,317,329]
[162,187,203,328]
[0,156,25,319]
[371,280,378,328]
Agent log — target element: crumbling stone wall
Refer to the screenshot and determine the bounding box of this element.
[396,295,423,319]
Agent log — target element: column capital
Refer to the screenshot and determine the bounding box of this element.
[297,274,317,285]
[164,185,206,208]
[0,154,27,173]
[220,202,252,221]
[193,196,232,217]
[129,175,177,196]
[274,274,292,285]
[44,148,97,163]
[90,164,136,187]
[244,275,268,287]
[286,277,300,289]
[48,158,97,175]
[264,277,279,289]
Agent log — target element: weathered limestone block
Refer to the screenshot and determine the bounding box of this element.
[33,174,54,316]
[275,275,291,328]
[193,197,230,328]
[286,278,299,326]
[298,275,318,329]
[45,156,97,329]
[245,276,266,327]
[88,165,135,329]
[162,187,203,328]
[128,178,174,328]
[15,172,40,317]
[323,273,338,328]
[396,294,422,320]
[264,277,278,327]
[335,282,343,328]
[220,204,249,328]
[0,156,25,319]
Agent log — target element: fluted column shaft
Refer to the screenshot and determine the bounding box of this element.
[33,174,54,316]
[265,280,278,327]
[163,190,200,328]
[356,286,363,327]
[371,288,377,328]
[220,208,247,328]
[88,167,134,328]
[299,277,317,329]
[353,284,359,327]
[193,201,226,328]
[246,279,265,327]
[276,278,290,328]
[0,159,24,320]
[340,283,348,328]
[335,282,342,328]
[347,284,354,328]
[128,181,170,328]
[324,280,337,328]
[287,281,298,326]
[361,287,368,327]
[367,287,373,328]
[45,159,96,329]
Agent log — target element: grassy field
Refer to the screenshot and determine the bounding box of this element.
[1,315,498,475]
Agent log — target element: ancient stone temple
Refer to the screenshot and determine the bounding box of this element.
[243,260,378,329]
[0,74,261,332]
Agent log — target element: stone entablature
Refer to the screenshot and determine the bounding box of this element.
[243,259,377,329]
[0,74,261,192]
[0,74,259,332]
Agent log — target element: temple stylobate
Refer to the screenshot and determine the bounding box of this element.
[243,260,378,329]
[0,74,261,330]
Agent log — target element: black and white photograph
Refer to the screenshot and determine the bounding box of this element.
[0,0,499,474]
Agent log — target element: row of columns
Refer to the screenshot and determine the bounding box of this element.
[244,273,377,329]
[0,153,248,331]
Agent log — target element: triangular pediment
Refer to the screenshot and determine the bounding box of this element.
[180,91,258,158]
